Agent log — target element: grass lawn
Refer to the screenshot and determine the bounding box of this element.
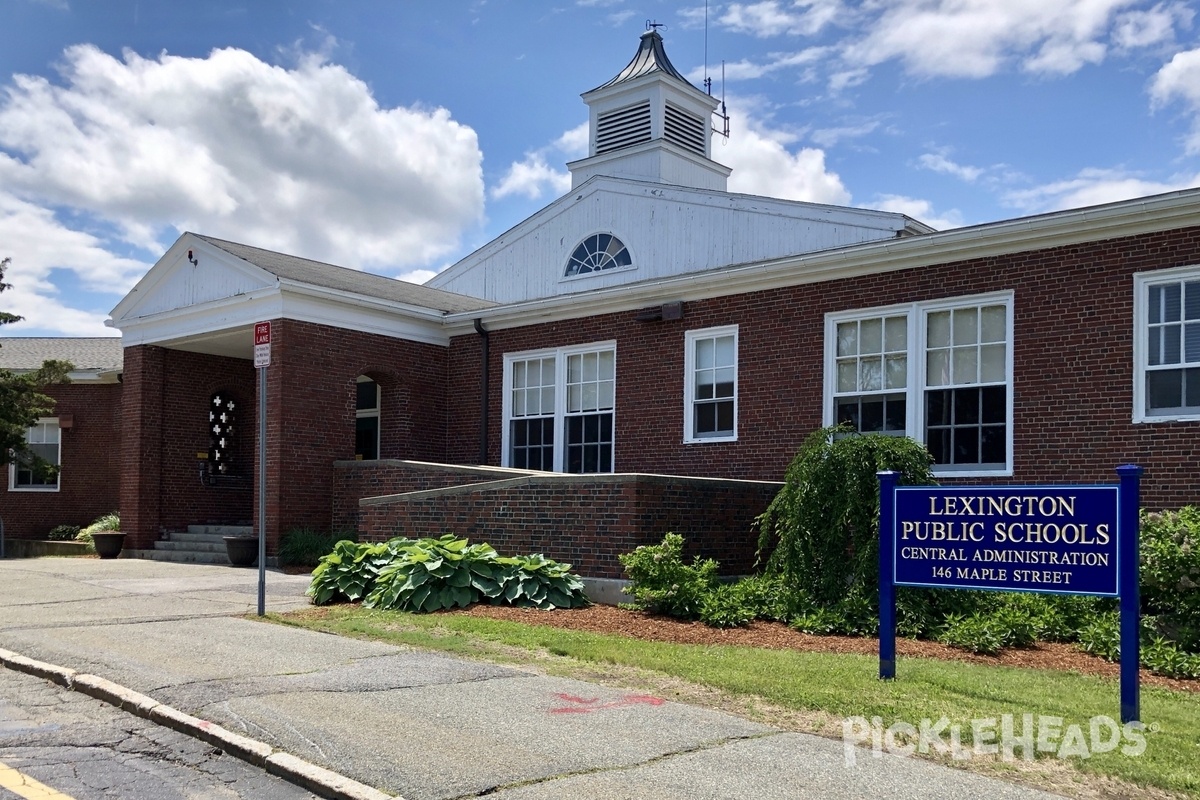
[272,605,1200,799]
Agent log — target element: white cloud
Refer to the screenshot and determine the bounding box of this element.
[490,122,587,201]
[0,192,146,335]
[811,120,880,148]
[720,99,850,204]
[1003,167,1200,212]
[0,43,486,334]
[917,152,985,182]
[868,194,965,231]
[0,45,485,275]
[686,47,830,83]
[1151,47,1200,153]
[1113,2,1193,49]
[841,0,1148,79]
[717,1,846,38]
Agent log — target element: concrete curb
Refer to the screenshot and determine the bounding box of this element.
[0,649,399,800]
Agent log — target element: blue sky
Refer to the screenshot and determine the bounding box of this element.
[2,0,1200,336]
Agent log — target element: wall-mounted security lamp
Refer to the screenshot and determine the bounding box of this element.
[187,249,199,266]
[634,301,684,322]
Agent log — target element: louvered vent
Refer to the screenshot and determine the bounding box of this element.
[664,103,706,156]
[596,102,651,155]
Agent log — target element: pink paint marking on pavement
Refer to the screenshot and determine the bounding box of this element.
[549,692,666,714]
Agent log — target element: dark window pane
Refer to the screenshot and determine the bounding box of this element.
[513,422,527,447]
[355,417,379,460]
[696,403,716,434]
[885,397,906,431]
[600,444,613,472]
[356,381,378,411]
[953,389,979,424]
[513,450,528,469]
[1164,283,1182,322]
[837,400,859,428]
[583,445,598,472]
[927,390,950,425]
[696,382,714,400]
[927,428,951,464]
[584,414,599,441]
[566,416,581,440]
[953,427,980,464]
[1149,285,1162,324]
[716,400,734,433]
[714,381,735,399]
[1148,370,1183,411]
[860,398,884,431]
[981,426,1005,464]
[601,414,612,439]
[1185,322,1200,362]
[1186,367,1200,408]
[981,386,1006,423]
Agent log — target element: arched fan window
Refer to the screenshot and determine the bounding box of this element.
[565,233,632,277]
[208,391,238,475]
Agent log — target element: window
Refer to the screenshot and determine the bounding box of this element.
[825,293,1013,475]
[10,418,60,491]
[684,326,738,442]
[208,391,238,476]
[356,377,380,460]
[503,343,616,473]
[564,234,632,278]
[1135,267,1200,421]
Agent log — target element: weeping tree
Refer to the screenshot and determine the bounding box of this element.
[0,257,73,477]
[755,425,936,612]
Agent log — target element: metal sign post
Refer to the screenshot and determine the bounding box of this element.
[878,466,1143,723]
[254,321,271,617]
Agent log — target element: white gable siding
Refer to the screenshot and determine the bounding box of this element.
[119,249,273,319]
[430,180,910,305]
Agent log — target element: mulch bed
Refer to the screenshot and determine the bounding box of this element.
[451,603,1200,694]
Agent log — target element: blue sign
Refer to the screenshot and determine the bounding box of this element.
[877,466,1144,724]
[893,486,1119,596]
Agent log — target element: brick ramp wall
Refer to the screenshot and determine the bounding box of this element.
[356,469,782,579]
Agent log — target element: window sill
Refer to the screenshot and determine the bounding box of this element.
[684,434,738,445]
[8,486,61,493]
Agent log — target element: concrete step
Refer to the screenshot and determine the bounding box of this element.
[188,525,253,536]
[154,540,228,553]
[126,549,233,565]
[164,532,227,546]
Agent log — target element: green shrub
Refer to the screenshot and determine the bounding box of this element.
[76,512,120,547]
[619,533,718,619]
[308,535,589,612]
[308,539,404,605]
[755,426,935,614]
[1140,507,1200,650]
[46,524,80,541]
[279,526,356,568]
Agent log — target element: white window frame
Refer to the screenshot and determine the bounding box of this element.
[823,291,1014,478]
[501,341,617,473]
[683,325,738,443]
[9,417,61,492]
[1133,265,1200,423]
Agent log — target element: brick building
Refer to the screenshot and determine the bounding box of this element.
[7,32,1199,574]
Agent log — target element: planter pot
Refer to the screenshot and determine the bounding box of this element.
[224,536,259,568]
[92,532,126,560]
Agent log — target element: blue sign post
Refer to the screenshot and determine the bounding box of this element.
[878,466,1143,723]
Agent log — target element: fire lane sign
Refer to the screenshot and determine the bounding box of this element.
[254,321,271,368]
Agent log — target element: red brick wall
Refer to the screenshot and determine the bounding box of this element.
[260,320,449,549]
[447,226,1200,509]
[358,474,781,578]
[332,460,532,533]
[3,382,121,539]
[120,346,256,549]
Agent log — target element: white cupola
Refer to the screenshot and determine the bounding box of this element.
[567,29,731,191]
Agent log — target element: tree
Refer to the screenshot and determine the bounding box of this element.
[0,257,73,476]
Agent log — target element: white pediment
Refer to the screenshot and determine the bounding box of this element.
[110,233,278,324]
[428,176,922,305]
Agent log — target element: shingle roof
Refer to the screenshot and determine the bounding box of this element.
[0,337,123,372]
[590,29,693,92]
[196,235,495,315]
